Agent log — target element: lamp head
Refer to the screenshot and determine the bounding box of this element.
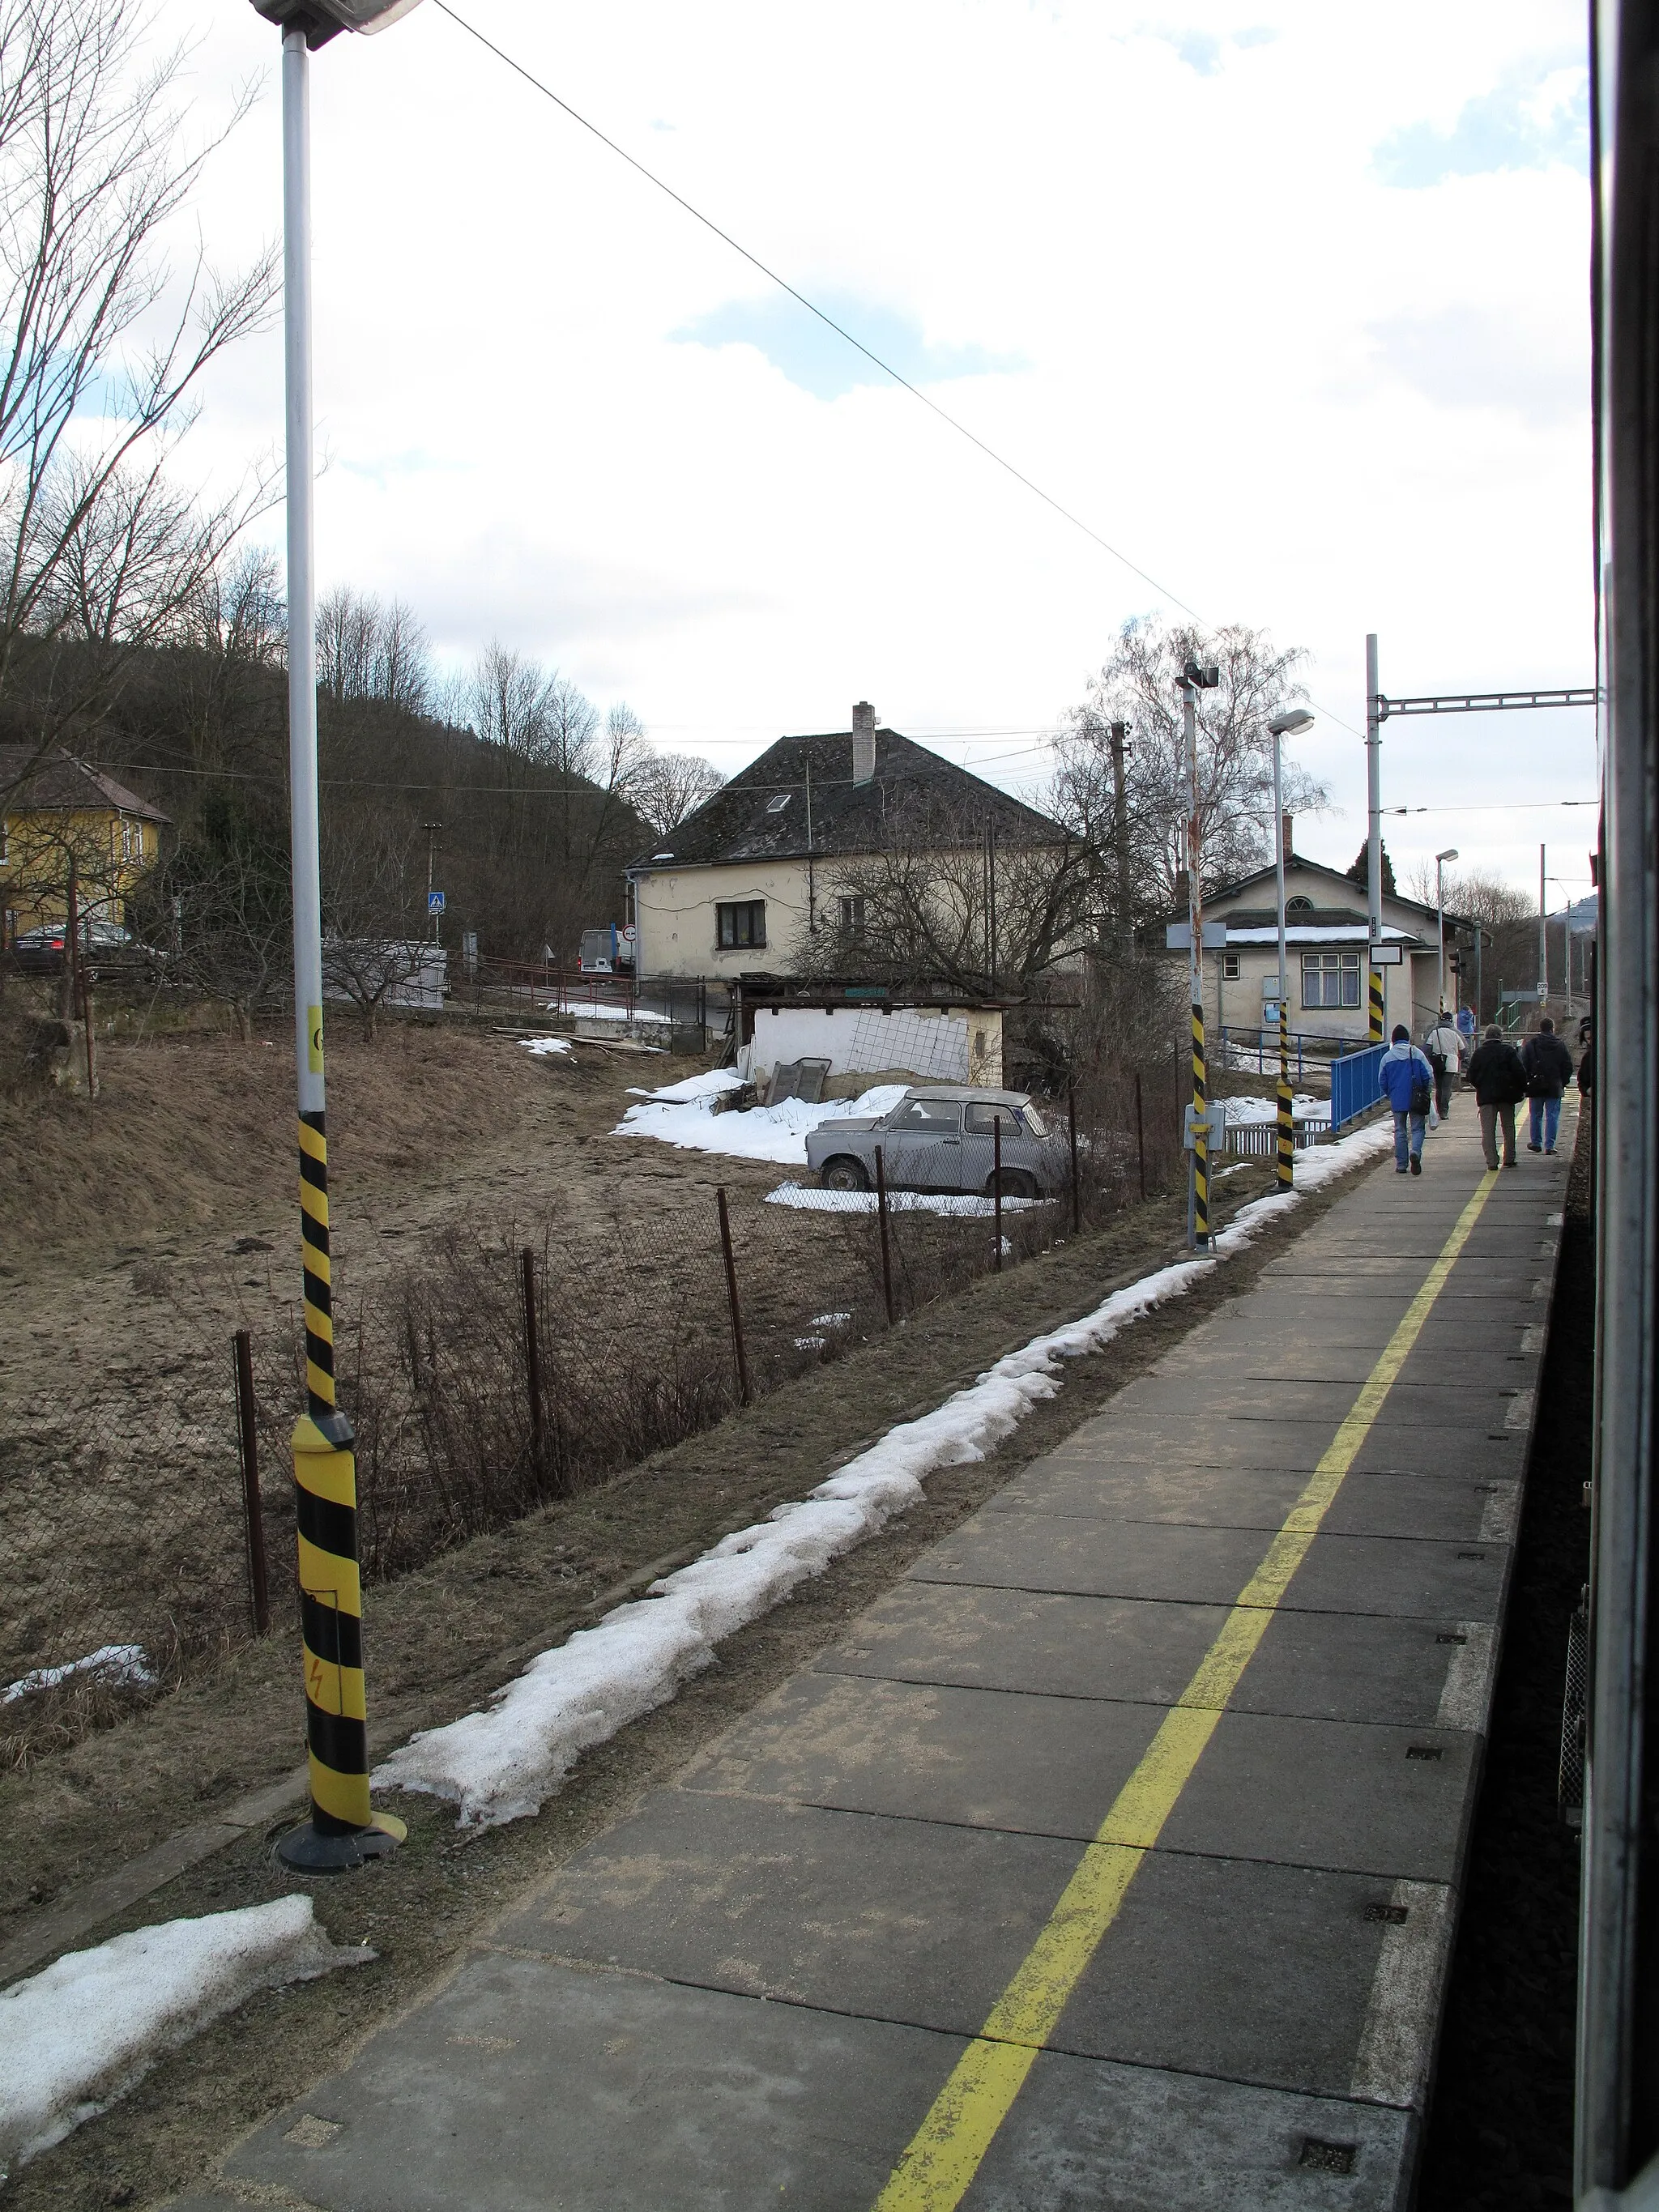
[1268,708,1316,737]
[1436,846,1460,863]
[253,0,423,45]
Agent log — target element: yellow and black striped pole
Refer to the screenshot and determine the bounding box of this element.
[1277,997,1294,1191]
[1192,997,1209,1245]
[274,26,401,1875]
[1369,967,1384,1044]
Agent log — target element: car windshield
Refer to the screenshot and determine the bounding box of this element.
[888,1098,962,1133]
[1021,1105,1047,1138]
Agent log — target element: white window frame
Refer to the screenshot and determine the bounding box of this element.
[1301,950,1362,1009]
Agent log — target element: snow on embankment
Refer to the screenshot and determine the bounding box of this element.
[374,1115,1395,1831]
[0,1898,366,2178]
[612,1072,907,1166]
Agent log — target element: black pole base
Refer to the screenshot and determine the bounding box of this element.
[276,1810,406,1873]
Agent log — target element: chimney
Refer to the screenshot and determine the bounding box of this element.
[851,701,876,786]
[1282,812,1294,860]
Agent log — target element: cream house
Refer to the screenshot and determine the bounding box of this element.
[1167,842,1473,1046]
[626,705,1068,982]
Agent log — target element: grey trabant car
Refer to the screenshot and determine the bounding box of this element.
[804,1086,1060,1198]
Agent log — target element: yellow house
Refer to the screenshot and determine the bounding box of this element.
[0,744,168,943]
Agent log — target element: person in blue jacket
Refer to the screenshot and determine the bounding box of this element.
[1377,1023,1435,1175]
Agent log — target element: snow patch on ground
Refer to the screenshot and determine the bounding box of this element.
[542,999,670,1025]
[517,1035,573,1058]
[2,1645,155,1705]
[766,1182,1043,1217]
[1215,1092,1328,1125]
[374,1113,1392,1831]
[613,1080,909,1166]
[0,1898,367,2178]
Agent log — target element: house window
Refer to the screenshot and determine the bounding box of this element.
[113,817,145,864]
[1222,951,1240,981]
[766,792,791,814]
[1286,895,1315,917]
[1302,951,1361,1008]
[838,894,865,936]
[716,900,766,950]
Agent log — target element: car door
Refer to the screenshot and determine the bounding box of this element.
[879,1097,966,1191]
[961,1100,1024,1192]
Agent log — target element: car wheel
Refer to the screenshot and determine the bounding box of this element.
[987,1168,1037,1200]
[821,1157,870,1192]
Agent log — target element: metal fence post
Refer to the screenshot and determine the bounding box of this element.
[520,1246,547,1476]
[1067,1080,1081,1233]
[233,1330,270,1634]
[993,1118,1004,1272]
[875,1143,896,1324]
[716,1187,751,1404]
[1134,1069,1147,1200]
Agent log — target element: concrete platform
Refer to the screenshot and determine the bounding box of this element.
[194,1102,1571,2212]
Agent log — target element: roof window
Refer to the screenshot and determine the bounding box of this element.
[766,792,791,813]
[1286,895,1314,916]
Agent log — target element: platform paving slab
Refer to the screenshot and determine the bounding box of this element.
[986,1462,1519,1541]
[818,1582,1484,1729]
[680,1672,1476,1880]
[909,1510,1512,1621]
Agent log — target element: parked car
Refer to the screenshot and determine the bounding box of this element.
[9,918,156,976]
[805,1085,1061,1199]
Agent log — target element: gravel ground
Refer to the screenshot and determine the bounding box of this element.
[1416,1114,1593,2211]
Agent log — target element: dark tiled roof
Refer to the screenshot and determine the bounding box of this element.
[629,729,1065,871]
[0,746,169,824]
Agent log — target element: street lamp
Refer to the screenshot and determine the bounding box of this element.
[251,0,426,1873]
[1435,847,1460,1014]
[1268,709,1316,1191]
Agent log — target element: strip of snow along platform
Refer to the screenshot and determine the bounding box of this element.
[0,1897,367,2179]
[373,1115,1395,1830]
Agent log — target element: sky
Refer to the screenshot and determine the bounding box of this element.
[160,0,1594,908]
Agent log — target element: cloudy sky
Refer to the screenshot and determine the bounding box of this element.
[171,0,1593,907]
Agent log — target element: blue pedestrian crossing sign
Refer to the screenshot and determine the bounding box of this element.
[428,891,446,915]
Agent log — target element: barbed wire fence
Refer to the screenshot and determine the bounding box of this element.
[0,1059,1208,1769]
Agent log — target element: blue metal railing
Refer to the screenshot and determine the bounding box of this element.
[1330,1042,1388,1130]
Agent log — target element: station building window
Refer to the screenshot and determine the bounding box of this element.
[1302,950,1361,1008]
[716,900,766,950]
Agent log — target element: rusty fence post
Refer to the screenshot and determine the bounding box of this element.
[1135,1069,1147,1200]
[233,1329,270,1634]
[716,1187,752,1404]
[1067,1080,1081,1234]
[520,1245,548,1477]
[993,1118,1004,1273]
[875,1143,895,1324]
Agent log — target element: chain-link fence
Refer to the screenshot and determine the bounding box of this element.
[0,1060,1204,1760]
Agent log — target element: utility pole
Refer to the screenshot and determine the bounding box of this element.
[1108,720,1132,939]
[1183,658,1219,1248]
[1269,708,1314,1193]
[1538,842,1548,1005]
[424,820,442,944]
[1366,633,1384,1042]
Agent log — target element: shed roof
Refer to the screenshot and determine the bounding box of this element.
[0,746,169,824]
[629,728,1064,872]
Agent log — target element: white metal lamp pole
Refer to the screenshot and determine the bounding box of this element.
[1366,633,1384,1042]
[1269,709,1315,1193]
[1435,846,1459,1013]
[254,0,426,1875]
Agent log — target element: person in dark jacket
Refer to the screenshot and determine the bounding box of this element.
[1377,1024,1435,1174]
[1465,1024,1528,1170]
[1520,1017,1576,1154]
[1578,1025,1595,1097]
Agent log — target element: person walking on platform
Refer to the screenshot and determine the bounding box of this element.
[1378,1024,1435,1174]
[1465,1024,1529,1170]
[1520,1016,1576,1154]
[1424,1009,1464,1119]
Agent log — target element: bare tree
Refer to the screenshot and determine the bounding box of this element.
[793,793,1099,997]
[156,802,290,1041]
[0,0,279,799]
[320,817,432,1040]
[632,748,725,836]
[318,587,430,713]
[1053,617,1328,927]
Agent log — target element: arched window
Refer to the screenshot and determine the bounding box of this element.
[1286,895,1315,917]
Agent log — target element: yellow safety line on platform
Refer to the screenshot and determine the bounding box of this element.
[872,1168,1499,2212]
